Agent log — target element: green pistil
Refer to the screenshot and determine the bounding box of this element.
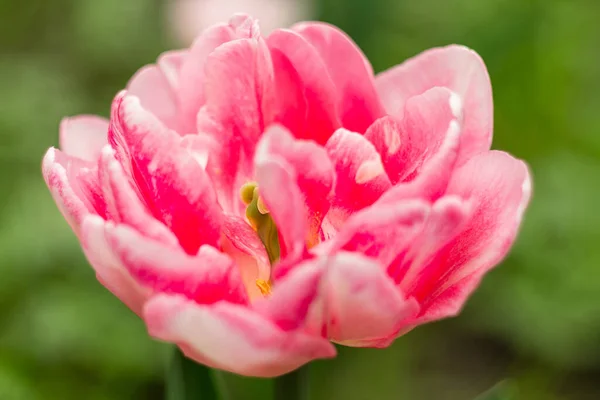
[241,183,281,265]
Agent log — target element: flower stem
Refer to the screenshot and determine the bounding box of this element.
[274,365,311,400]
[166,347,219,400]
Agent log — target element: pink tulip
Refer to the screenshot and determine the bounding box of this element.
[42,15,531,377]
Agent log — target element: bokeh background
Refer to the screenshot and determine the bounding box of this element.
[1,0,599,398]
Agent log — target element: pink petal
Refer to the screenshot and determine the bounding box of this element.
[198,33,275,214]
[255,125,334,250]
[293,22,384,132]
[42,148,106,233]
[254,259,323,331]
[59,115,109,162]
[97,146,179,246]
[104,223,248,305]
[366,87,463,192]
[127,63,180,133]
[221,216,271,300]
[269,46,308,138]
[324,128,392,229]
[328,199,430,268]
[388,196,472,287]
[267,28,340,144]
[80,215,150,315]
[254,156,306,261]
[143,294,336,377]
[109,92,222,254]
[177,23,237,132]
[307,252,419,346]
[412,151,531,318]
[156,49,188,91]
[376,45,492,164]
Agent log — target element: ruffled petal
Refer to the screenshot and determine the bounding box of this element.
[324,128,392,230]
[198,27,275,214]
[42,148,105,233]
[59,115,109,162]
[143,294,336,377]
[366,87,463,194]
[109,92,222,254]
[104,222,248,305]
[293,22,384,132]
[376,45,492,165]
[255,125,334,254]
[412,151,531,318]
[267,28,340,144]
[80,215,149,315]
[221,216,271,300]
[98,146,178,245]
[306,252,419,346]
[127,61,180,132]
[328,199,430,268]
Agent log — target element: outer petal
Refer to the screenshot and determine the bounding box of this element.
[324,128,392,230]
[327,199,430,268]
[221,216,271,300]
[267,28,340,144]
[143,294,336,377]
[42,148,105,233]
[293,22,384,132]
[104,223,248,305]
[59,115,109,162]
[411,151,531,319]
[109,92,222,254]
[80,215,150,315]
[255,125,334,252]
[306,252,419,346]
[98,146,178,245]
[376,45,492,164]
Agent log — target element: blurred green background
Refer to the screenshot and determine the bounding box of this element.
[1,0,599,398]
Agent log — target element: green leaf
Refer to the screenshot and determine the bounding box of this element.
[475,382,517,400]
[166,348,219,400]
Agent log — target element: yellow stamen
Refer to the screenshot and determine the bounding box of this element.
[240,181,258,205]
[256,279,272,296]
[256,195,269,214]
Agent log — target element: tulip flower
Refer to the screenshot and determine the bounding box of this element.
[43,14,531,377]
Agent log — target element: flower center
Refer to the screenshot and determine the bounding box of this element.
[240,182,280,295]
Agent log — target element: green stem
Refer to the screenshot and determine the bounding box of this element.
[274,365,311,400]
[166,347,219,400]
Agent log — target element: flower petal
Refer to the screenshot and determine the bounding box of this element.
[293,22,384,132]
[104,223,248,305]
[412,151,531,318]
[324,128,392,230]
[198,31,275,214]
[255,125,334,252]
[109,92,222,254]
[221,215,271,300]
[366,87,463,193]
[127,63,180,132]
[267,28,340,144]
[376,45,492,164]
[98,146,177,245]
[80,215,149,315]
[59,115,109,162]
[143,294,336,377]
[42,148,105,233]
[177,22,237,132]
[328,199,430,268]
[308,252,419,347]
